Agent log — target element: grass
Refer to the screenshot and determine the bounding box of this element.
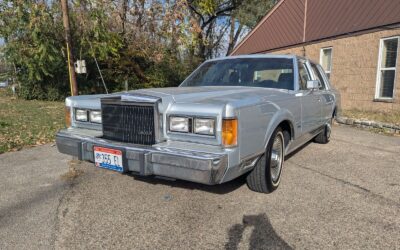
[0,89,65,154]
[342,109,400,126]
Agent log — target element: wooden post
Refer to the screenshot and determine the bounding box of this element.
[61,0,78,96]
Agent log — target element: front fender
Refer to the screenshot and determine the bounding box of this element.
[262,109,296,152]
[237,102,298,160]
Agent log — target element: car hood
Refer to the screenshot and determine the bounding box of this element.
[67,86,293,112]
[132,86,292,108]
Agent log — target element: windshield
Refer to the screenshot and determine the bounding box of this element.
[181,58,294,90]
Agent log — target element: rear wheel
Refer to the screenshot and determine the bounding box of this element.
[246,128,285,193]
[314,118,332,144]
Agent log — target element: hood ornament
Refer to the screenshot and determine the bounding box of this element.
[120,93,161,103]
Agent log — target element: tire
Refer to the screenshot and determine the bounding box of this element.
[314,118,332,144]
[246,128,285,194]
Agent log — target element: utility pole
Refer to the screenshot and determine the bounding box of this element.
[61,0,78,96]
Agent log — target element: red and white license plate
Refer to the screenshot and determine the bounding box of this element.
[94,147,124,172]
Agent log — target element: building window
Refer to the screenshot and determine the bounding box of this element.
[320,47,333,79]
[376,37,399,99]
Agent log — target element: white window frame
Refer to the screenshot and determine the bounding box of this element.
[375,36,399,100]
[319,47,333,77]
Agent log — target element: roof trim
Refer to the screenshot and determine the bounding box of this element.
[230,0,286,55]
[211,54,296,61]
[240,22,400,55]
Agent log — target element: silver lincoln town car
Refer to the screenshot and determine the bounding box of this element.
[56,54,340,193]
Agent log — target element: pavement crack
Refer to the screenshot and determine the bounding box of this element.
[290,162,400,208]
[52,171,81,249]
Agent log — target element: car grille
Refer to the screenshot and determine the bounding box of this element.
[101,99,156,145]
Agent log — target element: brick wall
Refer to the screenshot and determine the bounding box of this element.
[271,28,400,113]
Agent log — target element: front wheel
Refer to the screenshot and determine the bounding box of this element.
[246,128,285,193]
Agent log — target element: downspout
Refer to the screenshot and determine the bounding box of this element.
[302,0,308,56]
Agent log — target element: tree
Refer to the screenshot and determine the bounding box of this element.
[226,0,278,55]
[186,0,242,60]
[186,0,277,58]
[0,0,278,100]
[0,1,68,100]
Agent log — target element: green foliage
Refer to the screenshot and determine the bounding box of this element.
[0,1,68,100]
[100,49,190,92]
[197,0,218,15]
[235,0,278,28]
[74,2,123,61]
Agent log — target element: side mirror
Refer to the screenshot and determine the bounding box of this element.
[307,80,319,90]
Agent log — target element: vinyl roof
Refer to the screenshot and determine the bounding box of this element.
[232,0,400,55]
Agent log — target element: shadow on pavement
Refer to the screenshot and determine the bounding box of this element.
[128,173,247,195]
[285,141,312,161]
[225,213,292,250]
[0,181,67,229]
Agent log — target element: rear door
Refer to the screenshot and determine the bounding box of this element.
[298,60,323,133]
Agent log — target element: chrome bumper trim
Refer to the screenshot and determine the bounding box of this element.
[56,129,228,185]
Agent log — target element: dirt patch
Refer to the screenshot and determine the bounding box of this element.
[61,159,84,181]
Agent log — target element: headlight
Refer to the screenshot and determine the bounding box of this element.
[169,116,189,133]
[75,109,88,122]
[194,118,215,135]
[89,110,102,124]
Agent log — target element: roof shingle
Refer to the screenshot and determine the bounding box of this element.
[232,0,400,55]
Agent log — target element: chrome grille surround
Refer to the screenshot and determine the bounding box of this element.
[101,95,161,145]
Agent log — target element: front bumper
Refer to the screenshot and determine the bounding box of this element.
[56,128,230,185]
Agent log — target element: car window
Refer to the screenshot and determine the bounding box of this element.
[181,58,295,90]
[310,63,326,90]
[298,62,310,90]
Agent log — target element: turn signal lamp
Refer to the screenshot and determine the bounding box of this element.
[222,118,238,147]
[65,107,71,127]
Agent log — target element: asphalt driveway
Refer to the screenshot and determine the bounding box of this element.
[0,126,399,249]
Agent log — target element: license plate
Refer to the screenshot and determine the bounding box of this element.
[94,147,124,172]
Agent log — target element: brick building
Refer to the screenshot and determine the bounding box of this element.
[231,0,400,113]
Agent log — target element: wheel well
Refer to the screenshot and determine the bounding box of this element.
[333,107,337,118]
[278,120,293,148]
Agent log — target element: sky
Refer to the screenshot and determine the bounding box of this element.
[0,38,4,45]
